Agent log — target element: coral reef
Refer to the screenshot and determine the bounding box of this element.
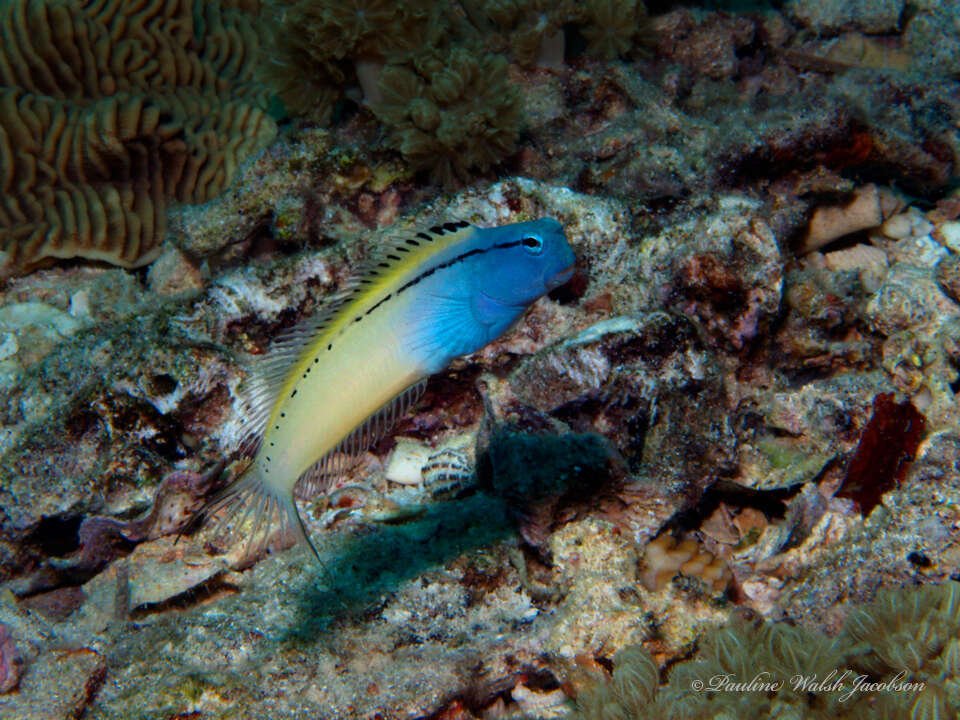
[266,0,659,185]
[2,0,960,715]
[0,0,276,275]
[785,0,905,35]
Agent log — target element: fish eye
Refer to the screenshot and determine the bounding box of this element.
[521,234,543,255]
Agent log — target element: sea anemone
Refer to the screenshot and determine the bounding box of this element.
[263,0,448,112]
[581,0,648,60]
[570,582,960,719]
[300,0,397,59]
[372,46,523,187]
[462,0,582,66]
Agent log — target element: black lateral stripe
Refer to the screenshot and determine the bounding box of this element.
[366,293,393,315]
[396,240,522,295]
[335,237,520,326]
[429,225,444,234]
[415,233,429,241]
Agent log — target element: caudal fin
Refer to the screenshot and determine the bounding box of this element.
[180,464,321,564]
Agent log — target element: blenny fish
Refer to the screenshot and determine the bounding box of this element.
[194,218,575,558]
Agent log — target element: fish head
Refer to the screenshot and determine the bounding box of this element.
[474,218,576,311]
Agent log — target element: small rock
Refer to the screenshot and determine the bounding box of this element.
[0,302,82,369]
[68,290,92,321]
[0,623,23,693]
[123,537,230,611]
[881,212,914,240]
[936,255,960,305]
[0,647,105,718]
[385,438,433,485]
[147,245,204,297]
[801,184,895,253]
[934,221,960,254]
[823,244,889,292]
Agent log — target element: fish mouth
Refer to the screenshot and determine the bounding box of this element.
[547,263,577,290]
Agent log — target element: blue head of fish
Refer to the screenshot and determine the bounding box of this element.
[471,218,576,339]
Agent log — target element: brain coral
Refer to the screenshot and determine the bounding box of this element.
[372,46,524,187]
[0,0,276,276]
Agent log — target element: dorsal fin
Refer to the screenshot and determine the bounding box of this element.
[233,219,471,455]
[233,293,350,456]
[295,379,428,497]
[343,219,472,290]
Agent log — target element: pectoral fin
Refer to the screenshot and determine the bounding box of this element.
[402,292,489,374]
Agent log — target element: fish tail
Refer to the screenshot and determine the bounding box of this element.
[180,463,321,563]
[280,490,321,562]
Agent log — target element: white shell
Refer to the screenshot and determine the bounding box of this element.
[384,438,433,485]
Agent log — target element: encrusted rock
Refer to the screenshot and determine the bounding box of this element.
[866,264,951,336]
[785,0,905,34]
[146,246,205,297]
[936,255,960,305]
[0,647,105,719]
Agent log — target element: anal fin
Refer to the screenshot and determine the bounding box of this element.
[295,379,428,497]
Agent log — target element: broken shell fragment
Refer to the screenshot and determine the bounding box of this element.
[800,184,903,253]
[823,243,889,291]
